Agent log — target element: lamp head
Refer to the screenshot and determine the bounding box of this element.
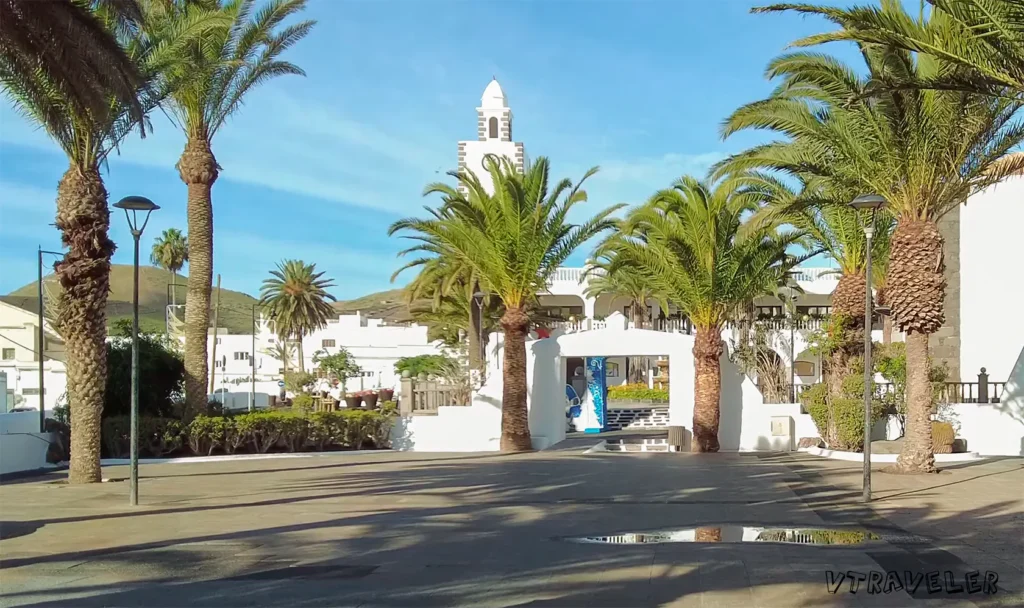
[849,194,887,210]
[113,195,159,235]
[113,196,159,212]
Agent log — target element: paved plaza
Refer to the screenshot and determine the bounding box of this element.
[0,447,1021,607]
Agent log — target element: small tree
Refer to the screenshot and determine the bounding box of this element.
[283,371,316,395]
[313,348,361,394]
[394,354,455,379]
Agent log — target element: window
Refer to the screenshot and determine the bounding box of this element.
[488,116,498,139]
[233,352,249,361]
[1,348,14,361]
[215,338,222,345]
[214,360,223,369]
[321,339,336,348]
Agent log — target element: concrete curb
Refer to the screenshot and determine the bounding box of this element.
[583,441,608,454]
[797,446,983,463]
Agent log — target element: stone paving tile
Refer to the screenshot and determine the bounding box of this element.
[1,451,1021,607]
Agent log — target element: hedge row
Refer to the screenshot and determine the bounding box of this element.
[101,408,395,459]
[607,383,669,403]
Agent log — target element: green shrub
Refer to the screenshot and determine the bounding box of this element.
[187,415,228,455]
[394,354,454,378]
[102,416,185,458]
[111,409,395,458]
[607,383,669,402]
[284,371,316,394]
[802,374,886,452]
[291,393,314,412]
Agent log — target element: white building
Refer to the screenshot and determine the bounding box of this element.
[0,300,66,412]
[204,312,445,400]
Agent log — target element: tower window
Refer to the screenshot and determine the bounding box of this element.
[488,117,498,139]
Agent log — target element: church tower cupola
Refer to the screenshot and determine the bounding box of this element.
[478,78,511,142]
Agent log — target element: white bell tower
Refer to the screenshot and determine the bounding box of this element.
[457,78,525,194]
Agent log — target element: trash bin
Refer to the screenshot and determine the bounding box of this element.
[668,426,686,452]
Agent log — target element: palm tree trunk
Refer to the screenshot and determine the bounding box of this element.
[889,219,944,474]
[894,330,936,473]
[55,166,115,483]
[692,325,723,452]
[500,306,532,451]
[171,270,177,307]
[177,138,219,417]
[296,334,305,373]
[831,272,866,325]
[882,316,893,345]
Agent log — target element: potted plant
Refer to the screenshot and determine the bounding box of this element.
[378,387,394,402]
[344,393,362,409]
[362,390,379,410]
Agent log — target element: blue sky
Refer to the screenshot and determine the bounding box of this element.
[0,0,863,299]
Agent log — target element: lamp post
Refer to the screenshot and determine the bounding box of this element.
[113,195,159,506]
[251,304,257,412]
[850,193,887,503]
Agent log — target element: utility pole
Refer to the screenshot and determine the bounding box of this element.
[208,274,222,396]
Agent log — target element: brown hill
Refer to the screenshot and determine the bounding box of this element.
[4,265,259,334]
[331,288,413,323]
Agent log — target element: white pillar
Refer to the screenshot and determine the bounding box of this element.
[584,297,596,330]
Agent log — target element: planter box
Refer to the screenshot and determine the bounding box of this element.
[363,393,379,409]
[344,396,362,409]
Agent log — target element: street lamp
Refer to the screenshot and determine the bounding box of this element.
[113,195,159,506]
[849,193,887,503]
[36,247,63,432]
[778,284,799,404]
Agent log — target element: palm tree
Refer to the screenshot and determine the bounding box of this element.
[0,0,147,127]
[736,173,894,325]
[258,260,337,373]
[602,175,806,451]
[150,228,189,305]
[583,253,670,384]
[0,2,208,483]
[718,40,1024,471]
[396,254,490,374]
[389,156,621,451]
[583,256,669,330]
[755,0,1024,97]
[261,340,296,375]
[145,0,315,415]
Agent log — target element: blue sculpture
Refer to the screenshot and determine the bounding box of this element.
[583,357,607,433]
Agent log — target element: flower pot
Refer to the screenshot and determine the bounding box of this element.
[363,393,379,409]
[344,395,362,409]
[378,388,394,403]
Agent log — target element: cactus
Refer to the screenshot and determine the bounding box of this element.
[932,421,955,453]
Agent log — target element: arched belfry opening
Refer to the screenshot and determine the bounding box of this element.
[488,116,499,139]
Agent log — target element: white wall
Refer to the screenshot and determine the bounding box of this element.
[0,411,54,475]
[961,176,1024,381]
[391,403,502,452]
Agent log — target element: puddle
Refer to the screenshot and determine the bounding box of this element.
[563,526,881,546]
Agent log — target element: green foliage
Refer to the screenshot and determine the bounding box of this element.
[389,155,621,311]
[395,354,455,378]
[187,415,229,456]
[607,383,669,403]
[105,319,184,419]
[102,417,185,458]
[801,360,886,451]
[284,371,315,394]
[120,409,397,458]
[150,228,188,275]
[875,342,950,436]
[291,393,314,411]
[596,174,809,330]
[313,347,361,390]
[259,260,337,355]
